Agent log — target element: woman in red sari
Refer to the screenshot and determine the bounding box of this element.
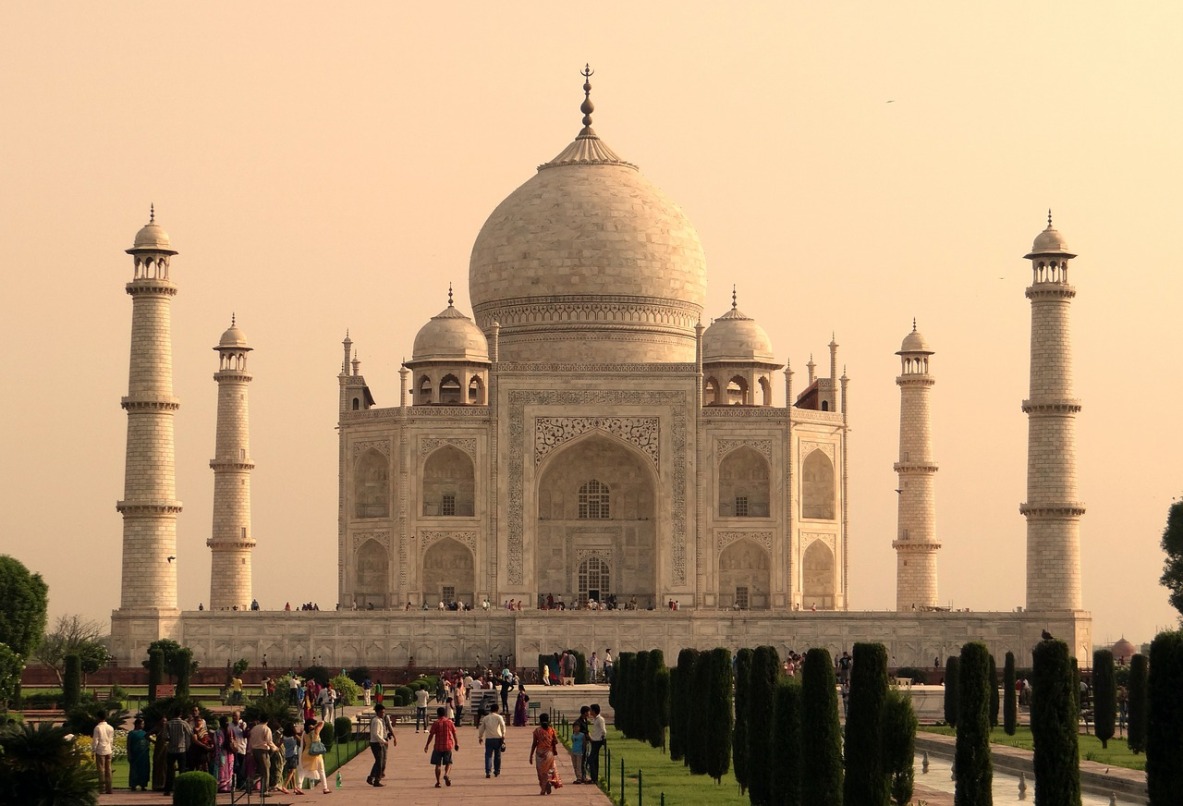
[529,712,562,795]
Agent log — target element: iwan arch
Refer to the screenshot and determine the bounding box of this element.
[110,74,1090,669]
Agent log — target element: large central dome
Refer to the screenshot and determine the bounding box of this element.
[468,84,706,364]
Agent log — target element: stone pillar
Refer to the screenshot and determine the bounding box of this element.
[207,318,255,611]
[893,323,940,611]
[1021,214,1085,611]
[111,209,183,663]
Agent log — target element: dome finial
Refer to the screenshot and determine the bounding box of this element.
[731,284,737,310]
[149,203,155,224]
[231,312,236,327]
[448,282,454,307]
[1047,208,1053,229]
[580,64,595,135]
[912,317,917,332]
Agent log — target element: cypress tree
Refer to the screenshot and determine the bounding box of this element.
[1003,651,1017,736]
[1030,639,1080,806]
[688,649,712,774]
[943,655,960,727]
[882,689,916,806]
[1071,656,1081,714]
[1128,653,1149,754]
[771,677,803,806]
[1092,649,1116,749]
[843,642,890,806]
[62,654,81,710]
[148,647,164,704]
[748,645,780,805]
[615,653,633,736]
[988,653,999,729]
[801,648,843,806]
[1147,630,1183,803]
[733,647,754,795]
[651,667,670,750]
[176,647,193,700]
[609,651,624,712]
[630,650,649,740]
[954,642,993,806]
[642,650,665,747]
[671,648,697,762]
[704,647,733,784]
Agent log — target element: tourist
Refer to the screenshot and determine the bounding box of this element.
[246,714,274,792]
[298,718,331,794]
[529,712,562,794]
[367,703,396,787]
[127,716,150,792]
[513,684,530,726]
[569,706,589,783]
[415,685,430,732]
[374,679,384,706]
[500,671,512,713]
[92,712,115,794]
[189,705,215,773]
[477,701,507,778]
[151,714,169,792]
[215,716,234,792]
[163,707,194,796]
[282,723,303,795]
[318,681,336,722]
[362,676,373,707]
[587,703,606,784]
[424,706,459,788]
[589,652,600,683]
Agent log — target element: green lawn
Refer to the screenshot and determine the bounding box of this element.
[921,726,1145,771]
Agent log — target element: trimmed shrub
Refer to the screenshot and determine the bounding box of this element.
[1030,639,1080,806]
[174,770,217,805]
[882,689,916,806]
[732,647,754,795]
[613,653,632,737]
[988,653,999,728]
[650,667,670,750]
[347,667,371,685]
[330,674,361,706]
[704,647,733,784]
[148,647,164,704]
[1003,651,1017,735]
[670,648,696,763]
[334,716,354,744]
[1147,630,1183,802]
[1092,649,1116,749]
[300,665,331,686]
[62,654,81,711]
[748,645,780,804]
[801,648,843,806]
[243,692,293,727]
[320,719,335,751]
[1128,653,1149,754]
[642,650,665,747]
[771,677,803,806]
[943,655,960,727]
[393,686,413,707]
[630,650,650,740]
[955,642,993,805]
[176,648,193,700]
[687,650,711,774]
[843,642,889,806]
[894,666,928,685]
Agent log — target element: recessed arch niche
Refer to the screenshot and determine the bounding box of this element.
[718,539,770,610]
[421,538,475,607]
[354,539,389,608]
[802,540,835,610]
[354,449,390,518]
[802,449,835,520]
[422,446,475,517]
[718,446,770,517]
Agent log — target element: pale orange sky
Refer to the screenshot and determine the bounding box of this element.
[1,2,1179,650]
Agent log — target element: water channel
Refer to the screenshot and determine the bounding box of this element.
[915,753,1144,805]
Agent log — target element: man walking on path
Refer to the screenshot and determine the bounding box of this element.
[367,703,396,786]
[162,707,194,796]
[587,703,607,784]
[92,712,115,794]
[415,686,431,732]
[424,706,460,788]
[477,702,507,778]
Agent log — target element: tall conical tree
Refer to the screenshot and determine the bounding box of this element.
[1092,649,1116,749]
[771,677,803,806]
[843,642,890,806]
[688,649,712,774]
[147,647,164,704]
[1128,653,1149,754]
[62,654,81,711]
[801,648,843,806]
[176,647,193,700]
[630,650,649,739]
[748,645,780,804]
[954,642,993,806]
[671,648,697,763]
[733,647,754,796]
[1003,651,1017,736]
[943,655,960,727]
[1030,639,1080,806]
[1147,630,1183,802]
[651,666,670,750]
[988,653,999,729]
[705,647,734,784]
[643,650,666,747]
[882,689,917,806]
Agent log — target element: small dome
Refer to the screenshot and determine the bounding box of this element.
[412,301,490,363]
[898,323,932,355]
[219,325,250,349]
[703,303,775,363]
[1112,637,1137,663]
[127,206,178,255]
[1025,213,1075,258]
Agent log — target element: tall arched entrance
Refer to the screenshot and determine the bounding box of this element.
[802,540,836,610]
[422,538,475,608]
[718,539,770,610]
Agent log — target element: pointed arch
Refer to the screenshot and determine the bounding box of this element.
[468,375,485,404]
[759,376,772,406]
[421,537,475,607]
[718,446,770,517]
[727,376,749,405]
[422,445,475,517]
[802,540,835,610]
[354,449,390,518]
[704,377,720,406]
[439,374,462,404]
[418,375,434,404]
[802,449,836,520]
[354,539,389,608]
[718,539,771,610]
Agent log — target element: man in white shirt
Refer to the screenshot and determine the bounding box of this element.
[247,719,276,791]
[367,703,395,787]
[415,686,431,733]
[92,713,115,794]
[587,703,607,784]
[477,702,507,778]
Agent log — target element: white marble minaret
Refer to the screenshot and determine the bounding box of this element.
[207,317,256,610]
[1021,213,1085,611]
[893,322,941,611]
[110,208,183,662]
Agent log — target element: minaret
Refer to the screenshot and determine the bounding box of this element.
[1021,213,1085,611]
[207,316,255,610]
[893,321,941,611]
[111,208,182,662]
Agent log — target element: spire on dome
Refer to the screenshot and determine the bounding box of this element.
[149,203,155,224]
[538,66,637,171]
[1047,208,1053,229]
[580,64,595,135]
[732,285,737,310]
[448,283,454,307]
[231,312,236,327]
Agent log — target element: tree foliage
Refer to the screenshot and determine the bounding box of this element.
[30,615,109,685]
[650,667,670,750]
[747,645,780,804]
[704,647,733,784]
[988,653,999,729]
[1160,500,1183,618]
[801,648,843,806]
[1147,630,1183,803]
[943,655,960,727]
[1003,651,1017,736]
[0,721,100,805]
[0,643,22,710]
[62,654,82,711]
[1030,639,1080,806]
[732,647,754,795]
[0,556,48,660]
[670,648,697,763]
[687,650,711,775]
[148,647,164,704]
[144,639,197,681]
[642,650,666,748]
[1092,649,1116,749]
[882,689,917,806]
[1128,653,1149,754]
[771,677,803,806]
[954,642,993,806]
[843,642,890,806]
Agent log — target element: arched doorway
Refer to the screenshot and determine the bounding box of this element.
[802,449,836,520]
[718,447,770,518]
[422,538,475,608]
[577,555,610,606]
[802,540,835,610]
[422,446,475,517]
[718,539,771,610]
[354,539,389,609]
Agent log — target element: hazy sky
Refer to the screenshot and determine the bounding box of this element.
[2,2,1180,649]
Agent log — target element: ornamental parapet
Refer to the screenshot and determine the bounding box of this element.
[209,460,256,471]
[117,500,183,515]
[1025,283,1077,300]
[1019,502,1087,517]
[213,372,253,383]
[892,540,942,551]
[122,397,181,411]
[894,461,939,473]
[125,279,178,296]
[896,375,936,386]
[206,538,257,549]
[1021,399,1083,414]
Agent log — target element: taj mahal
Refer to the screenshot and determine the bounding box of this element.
[108,73,1091,669]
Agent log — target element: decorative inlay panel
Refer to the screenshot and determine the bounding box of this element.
[352,440,391,458]
[535,417,659,468]
[420,437,477,458]
[717,439,772,460]
[419,530,478,556]
[508,390,688,585]
[352,530,390,550]
[801,532,835,550]
[801,442,835,461]
[715,531,773,553]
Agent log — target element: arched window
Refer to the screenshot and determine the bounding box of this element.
[718,447,771,517]
[468,376,485,404]
[418,376,433,404]
[727,376,748,406]
[354,449,390,518]
[423,446,475,517]
[802,540,835,609]
[439,374,462,404]
[759,376,772,406]
[704,377,720,406]
[352,397,360,411]
[578,556,610,604]
[802,449,836,520]
[578,479,610,519]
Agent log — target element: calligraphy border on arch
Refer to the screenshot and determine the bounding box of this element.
[419,531,478,558]
[716,439,772,460]
[352,440,391,458]
[535,417,659,468]
[420,437,477,458]
[507,389,688,586]
[715,530,773,554]
[352,530,390,551]
[801,441,835,462]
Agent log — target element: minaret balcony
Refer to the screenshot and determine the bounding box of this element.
[1021,399,1082,414]
[1019,502,1087,517]
[117,500,183,515]
[1025,283,1076,300]
[893,461,939,473]
[121,396,181,412]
